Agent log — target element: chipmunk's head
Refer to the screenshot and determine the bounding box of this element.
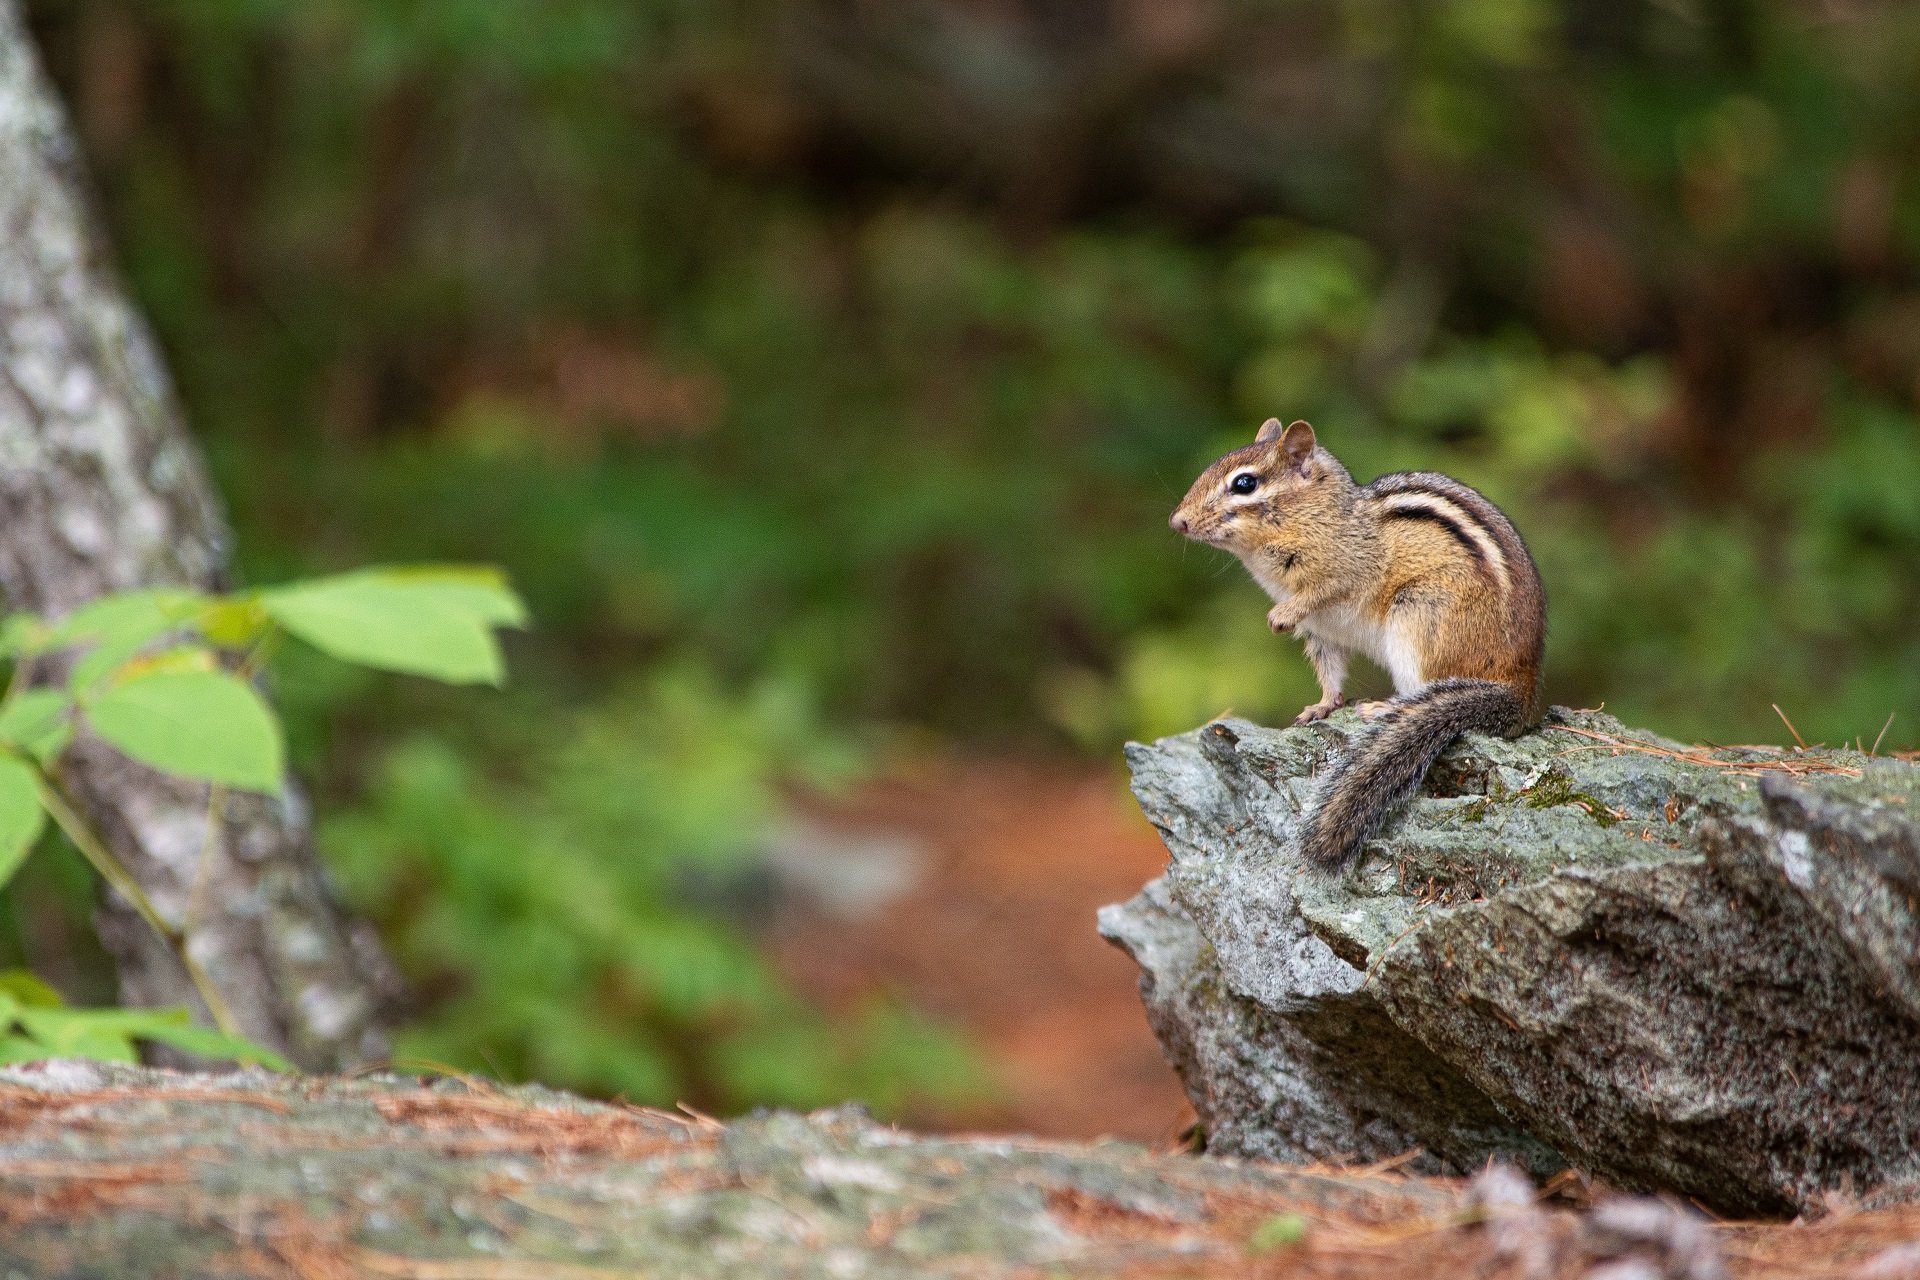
[1169,418,1348,550]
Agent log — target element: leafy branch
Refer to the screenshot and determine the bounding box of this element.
[0,565,527,1069]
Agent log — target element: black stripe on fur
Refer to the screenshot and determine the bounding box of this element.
[1380,504,1487,566]
[1297,678,1527,872]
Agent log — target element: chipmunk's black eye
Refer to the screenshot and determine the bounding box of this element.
[1229,472,1258,495]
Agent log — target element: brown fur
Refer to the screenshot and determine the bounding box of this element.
[1170,419,1547,869]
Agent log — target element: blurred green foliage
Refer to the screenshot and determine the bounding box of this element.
[317,661,982,1111]
[14,0,1920,1105]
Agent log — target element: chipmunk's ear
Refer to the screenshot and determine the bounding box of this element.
[1254,417,1285,444]
[1278,420,1316,472]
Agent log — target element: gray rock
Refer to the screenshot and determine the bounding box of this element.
[1099,707,1920,1215]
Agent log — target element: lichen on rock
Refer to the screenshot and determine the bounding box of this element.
[1100,707,1920,1215]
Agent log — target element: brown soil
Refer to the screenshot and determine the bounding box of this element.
[769,755,1196,1143]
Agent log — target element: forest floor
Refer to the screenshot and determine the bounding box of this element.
[759,756,1920,1278]
[769,755,1196,1142]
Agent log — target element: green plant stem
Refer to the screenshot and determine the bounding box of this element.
[186,622,270,939]
[0,656,34,709]
[33,774,245,1040]
[237,627,280,681]
[184,784,228,935]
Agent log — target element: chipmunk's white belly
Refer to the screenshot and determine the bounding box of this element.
[1242,555,1292,604]
[1299,603,1426,695]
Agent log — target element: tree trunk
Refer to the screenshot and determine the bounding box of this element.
[0,0,397,1069]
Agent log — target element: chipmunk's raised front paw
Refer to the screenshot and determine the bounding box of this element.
[1294,695,1344,725]
[1267,604,1299,634]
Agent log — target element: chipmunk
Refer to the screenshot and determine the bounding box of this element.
[1169,418,1546,872]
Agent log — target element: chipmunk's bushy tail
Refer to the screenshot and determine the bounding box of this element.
[1298,678,1527,872]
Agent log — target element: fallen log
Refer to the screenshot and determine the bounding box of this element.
[0,1061,1917,1277]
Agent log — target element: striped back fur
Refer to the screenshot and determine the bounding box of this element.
[1361,471,1547,720]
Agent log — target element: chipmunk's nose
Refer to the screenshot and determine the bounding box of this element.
[1169,513,1190,534]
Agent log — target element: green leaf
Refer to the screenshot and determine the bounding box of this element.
[12,1004,290,1070]
[0,1034,50,1065]
[261,565,527,685]
[84,669,285,791]
[365,565,531,626]
[0,756,45,890]
[58,588,204,692]
[133,1019,292,1071]
[109,644,219,682]
[15,1008,139,1063]
[194,596,274,648]
[0,614,50,658]
[47,589,201,648]
[17,1005,184,1035]
[0,688,74,763]
[0,969,65,1008]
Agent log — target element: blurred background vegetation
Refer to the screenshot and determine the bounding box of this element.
[10,0,1918,1115]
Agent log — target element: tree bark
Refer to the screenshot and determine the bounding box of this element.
[0,0,397,1069]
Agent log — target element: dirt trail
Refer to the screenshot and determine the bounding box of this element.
[770,756,1195,1142]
